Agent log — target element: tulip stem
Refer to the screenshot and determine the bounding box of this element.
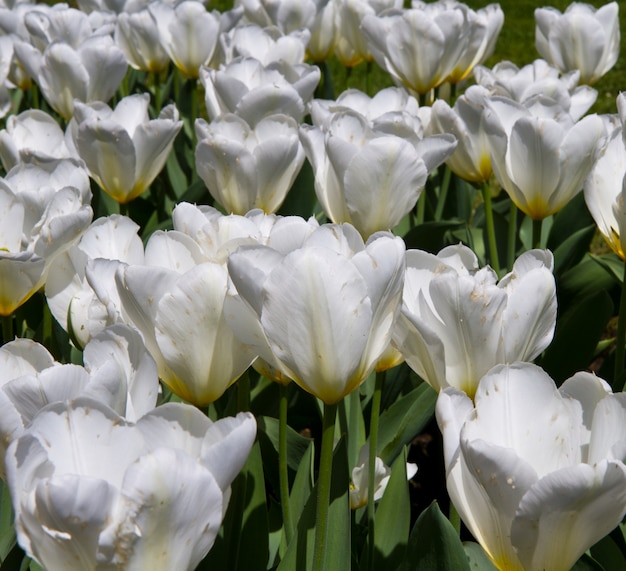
[507,202,518,271]
[1,315,13,344]
[532,218,543,250]
[434,166,452,221]
[279,384,294,545]
[367,371,384,571]
[312,401,338,571]
[119,201,129,217]
[481,182,500,275]
[617,259,626,389]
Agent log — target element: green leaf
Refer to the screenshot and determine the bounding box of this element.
[463,542,497,570]
[571,553,605,570]
[378,382,437,466]
[277,438,350,571]
[547,191,594,251]
[551,225,597,277]
[257,416,312,472]
[399,501,470,571]
[0,481,15,562]
[590,253,626,284]
[402,220,467,254]
[371,448,411,570]
[558,255,620,307]
[165,145,189,199]
[540,290,613,384]
[590,526,626,571]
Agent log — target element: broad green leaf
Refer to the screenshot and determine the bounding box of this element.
[590,526,626,571]
[165,144,189,199]
[571,553,605,570]
[278,160,319,219]
[399,501,470,571]
[257,416,312,472]
[277,439,350,571]
[0,481,15,562]
[540,290,613,384]
[402,220,467,254]
[463,541,497,570]
[378,382,437,465]
[558,255,619,307]
[289,443,314,534]
[547,191,594,251]
[590,253,626,284]
[371,448,411,570]
[552,225,597,277]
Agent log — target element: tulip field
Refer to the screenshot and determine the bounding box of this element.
[2,0,626,570]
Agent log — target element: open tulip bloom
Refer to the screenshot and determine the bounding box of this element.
[393,244,556,398]
[227,223,405,404]
[436,362,626,571]
[6,399,256,571]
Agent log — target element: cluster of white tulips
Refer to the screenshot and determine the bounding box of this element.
[0,0,625,570]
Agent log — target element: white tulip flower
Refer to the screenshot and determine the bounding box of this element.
[227,223,405,404]
[235,0,318,34]
[437,363,626,571]
[0,109,73,172]
[6,399,256,571]
[474,59,597,122]
[201,56,320,124]
[115,8,170,73]
[45,215,145,348]
[0,158,92,315]
[349,443,417,510]
[0,324,159,476]
[69,94,182,204]
[195,113,305,214]
[484,95,605,220]
[584,94,626,260]
[361,2,470,94]
[393,244,556,398]
[535,1,620,85]
[300,108,456,238]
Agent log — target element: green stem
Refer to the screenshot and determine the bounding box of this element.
[481,182,500,275]
[312,402,338,571]
[617,260,626,388]
[367,371,384,571]
[532,218,543,250]
[434,166,452,221]
[279,384,294,545]
[1,315,13,344]
[507,202,518,271]
[119,201,129,217]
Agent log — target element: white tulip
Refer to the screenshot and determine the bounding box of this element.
[393,244,556,398]
[6,399,256,571]
[436,363,626,571]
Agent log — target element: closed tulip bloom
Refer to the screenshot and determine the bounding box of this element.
[361,3,470,94]
[535,1,620,85]
[195,113,305,214]
[69,94,182,204]
[393,244,556,398]
[115,8,170,73]
[0,158,92,315]
[445,2,503,84]
[227,223,405,404]
[474,59,597,122]
[484,96,605,220]
[201,56,320,124]
[584,95,626,259]
[300,108,456,238]
[334,0,402,67]
[429,85,493,183]
[436,363,626,571]
[148,0,224,78]
[6,399,256,571]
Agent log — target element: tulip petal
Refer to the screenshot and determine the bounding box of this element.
[511,460,626,571]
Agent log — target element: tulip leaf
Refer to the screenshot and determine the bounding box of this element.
[463,541,497,570]
[558,255,620,307]
[570,553,605,570]
[539,289,613,384]
[371,448,411,570]
[551,225,597,277]
[547,191,595,249]
[590,253,626,284]
[378,382,437,466]
[165,145,189,199]
[402,220,467,254]
[399,501,470,571]
[278,160,319,219]
[0,480,15,561]
[257,415,313,472]
[289,443,314,534]
[590,526,626,571]
[277,438,350,571]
